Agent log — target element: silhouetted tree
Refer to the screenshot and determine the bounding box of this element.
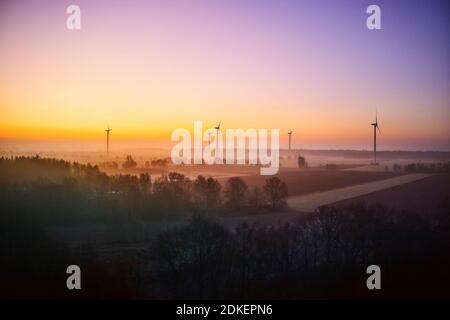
[224,177,249,210]
[298,156,307,168]
[98,161,119,171]
[263,177,288,210]
[206,177,221,208]
[193,176,222,210]
[152,215,231,298]
[151,158,168,167]
[249,186,266,213]
[193,175,208,205]
[152,172,192,214]
[139,173,151,194]
[122,155,137,170]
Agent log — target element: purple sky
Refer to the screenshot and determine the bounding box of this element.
[0,0,448,150]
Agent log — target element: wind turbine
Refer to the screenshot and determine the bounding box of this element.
[206,127,213,145]
[214,121,221,162]
[105,124,112,154]
[371,112,381,164]
[288,129,293,151]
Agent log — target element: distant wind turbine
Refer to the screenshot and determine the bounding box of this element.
[371,112,381,164]
[105,125,112,154]
[214,121,221,162]
[288,129,293,151]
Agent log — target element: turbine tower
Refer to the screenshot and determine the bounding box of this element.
[214,121,221,162]
[105,125,112,154]
[288,129,293,151]
[206,127,212,145]
[371,112,381,164]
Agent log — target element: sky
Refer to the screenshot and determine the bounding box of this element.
[0,0,449,151]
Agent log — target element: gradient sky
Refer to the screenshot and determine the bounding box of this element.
[0,0,449,151]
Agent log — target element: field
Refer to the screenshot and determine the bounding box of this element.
[218,168,400,196]
[330,174,450,214]
[287,173,432,212]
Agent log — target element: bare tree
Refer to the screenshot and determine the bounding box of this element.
[224,177,249,210]
[298,156,308,168]
[122,155,137,170]
[263,177,288,211]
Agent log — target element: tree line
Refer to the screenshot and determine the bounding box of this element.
[0,156,288,223]
[148,202,450,299]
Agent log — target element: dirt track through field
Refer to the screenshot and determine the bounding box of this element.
[287,173,433,212]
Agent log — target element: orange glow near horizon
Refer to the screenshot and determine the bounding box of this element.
[0,0,448,151]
